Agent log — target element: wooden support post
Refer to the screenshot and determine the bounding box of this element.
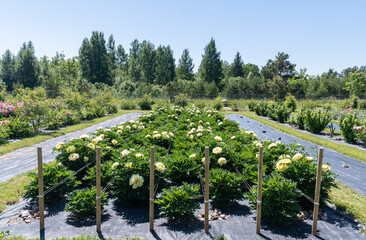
[256,146,264,234]
[37,147,45,231]
[96,147,101,232]
[204,147,210,234]
[149,146,155,232]
[312,147,324,236]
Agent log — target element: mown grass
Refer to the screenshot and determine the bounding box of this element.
[329,181,366,224]
[229,110,366,163]
[0,173,31,213]
[0,110,147,156]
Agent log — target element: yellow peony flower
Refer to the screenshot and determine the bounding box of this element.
[276,159,291,172]
[68,153,79,161]
[80,134,89,140]
[189,134,194,140]
[197,133,203,137]
[153,134,161,139]
[112,139,118,145]
[248,131,254,135]
[268,143,277,149]
[56,142,63,149]
[213,147,222,154]
[98,127,103,130]
[126,125,131,130]
[99,134,104,139]
[117,130,122,134]
[322,164,331,171]
[202,157,206,164]
[121,149,130,157]
[87,143,95,150]
[231,136,236,140]
[125,162,132,168]
[293,153,303,161]
[145,134,151,138]
[256,143,263,147]
[136,153,144,158]
[306,156,314,161]
[84,157,89,161]
[112,162,119,168]
[189,154,196,158]
[279,154,291,160]
[218,157,227,166]
[66,146,76,153]
[214,136,222,141]
[129,174,144,189]
[218,122,223,126]
[155,162,166,173]
[106,146,111,150]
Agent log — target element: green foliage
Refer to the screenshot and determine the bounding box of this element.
[358,100,366,109]
[291,108,306,130]
[213,98,223,111]
[209,169,243,208]
[120,99,136,110]
[24,162,80,204]
[247,100,257,111]
[174,93,188,107]
[339,112,360,143]
[198,38,223,87]
[284,94,297,112]
[176,49,194,81]
[345,70,366,97]
[351,96,359,109]
[138,94,155,110]
[254,102,268,116]
[8,116,34,138]
[0,122,10,144]
[304,109,331,134]
[15,41,40,88]
[229,52,244,77]
[248,174,301,225]
[280,155,336,209]
[155,183,201,222]
[267,104,291,123]
[65,186,108,220]
[230,100,240,111]
[155,45,175,85]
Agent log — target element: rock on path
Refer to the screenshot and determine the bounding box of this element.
[0,113,142,183]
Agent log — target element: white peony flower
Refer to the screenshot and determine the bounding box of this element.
[218,157,227,166]
[213,147,222,154]
[155,162,166,173]
[68,153,79,161]
[66,146,76,153]
[214,136,222,141]
[129,174,144,189]
[189,154,196,158]
[121,149,130,157]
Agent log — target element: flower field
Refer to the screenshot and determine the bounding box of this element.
[24,106,336,225]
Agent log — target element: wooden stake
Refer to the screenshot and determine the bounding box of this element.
[37,147,44,231]
[312,147,324,236]
[96,147,101,232]
[149,146,155,232]
[204,147,210,234]
[256,146,264,234]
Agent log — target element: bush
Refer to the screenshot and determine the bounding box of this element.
[24,162,80,204]
[292,108,306,130]
[254,102,268,116]
[213,98,223,111]
[8,116,34,138]
[0,121,10,144]
[338,112,360,143]
[247,100,257,111]
[304,109,331,134]
[267,104,291,123]
[359,100,366,110]
[247,173,300,225]
[355,126,366,146]
[193,100,206,109]
[230,100,240,111]
[155,183,201,222]
[285,94,297,112]
[138,94,155,110]
[174,93,188,107]
[279,154,336,209]
[65,186,108,220]
[209,169,244,208]
[120,99,136,110]
[351,96,359,109]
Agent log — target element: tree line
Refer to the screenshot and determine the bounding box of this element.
[1,31,365,100]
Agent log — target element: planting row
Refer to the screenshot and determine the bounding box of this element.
[23,106,335,226]
[252,102,366,146]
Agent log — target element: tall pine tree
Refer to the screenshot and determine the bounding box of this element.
[78,31,113,85]
[176,49,194,81]
[229,52,244,77]
[16,41,39,88]
[1,50,16,91]
[198,38,223,87]
[139,41,156,84]
[155,45,175,85]
[128,39,141,83]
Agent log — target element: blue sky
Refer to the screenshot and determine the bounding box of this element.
[0,0,365,75]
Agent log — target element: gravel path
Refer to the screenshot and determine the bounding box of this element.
[227,114,366,197]
[0,113,142,183]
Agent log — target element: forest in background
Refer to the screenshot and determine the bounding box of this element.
[1,31,366,100]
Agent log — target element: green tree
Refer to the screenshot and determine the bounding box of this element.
[261,52,296,81]
[16,41,39,88]
[198,38,223,87]
[176,49,194,80]
[1,50,16,91]
[269,75,288,100]
[139,41,156,84]
[229,52,244,77]
[107,34,117,79]
[155,45,175,85]
[116,44,128,73]
[346,70,366,96]
[289,68,310,96]
[78,31,112,85]
[40,56,61,98]
[128,39,141,82]
[242,63,260,78]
